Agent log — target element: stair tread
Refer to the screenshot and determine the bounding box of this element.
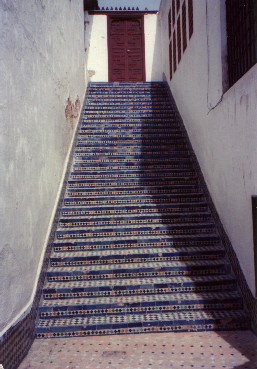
[44,274,236,290]
[47,259,229,274]
[53,234,220,245]
[36,310,248,329]
[59,211,210,220]
[57,221,215,231]
[50,245,224,260]
[41,290,241,307]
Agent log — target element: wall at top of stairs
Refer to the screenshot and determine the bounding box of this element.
[158,0,257,324]
[0,0,85,337]
[85,12,163,82]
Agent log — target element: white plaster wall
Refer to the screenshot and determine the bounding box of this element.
[159,0,257,294]
[0,0,86,335]
[86,15,108,82]
[145,14,163,81]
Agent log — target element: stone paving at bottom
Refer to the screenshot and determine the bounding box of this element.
[18,331,257,369]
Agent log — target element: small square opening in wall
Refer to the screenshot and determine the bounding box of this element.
[251,196,257,297]
[226,0,257,87]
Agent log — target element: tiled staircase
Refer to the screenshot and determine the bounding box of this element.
[35,82,249,338]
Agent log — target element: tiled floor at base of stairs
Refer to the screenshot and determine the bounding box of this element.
[18,330,257,369]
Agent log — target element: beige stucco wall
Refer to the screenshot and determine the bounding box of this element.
[0,0,86,335]
[86,13,109,82]
[159,0,257,294]
[144,13,163,81]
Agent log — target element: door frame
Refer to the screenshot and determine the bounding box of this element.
[107,13,146,82]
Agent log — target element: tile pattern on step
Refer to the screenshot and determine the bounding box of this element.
[35,82,249,339]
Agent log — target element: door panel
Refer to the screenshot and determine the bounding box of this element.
[108,16,145,82]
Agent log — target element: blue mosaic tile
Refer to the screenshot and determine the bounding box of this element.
[35,82,250,339]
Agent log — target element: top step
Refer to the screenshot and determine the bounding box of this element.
[88,82,169,95]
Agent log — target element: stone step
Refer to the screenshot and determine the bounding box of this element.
[85,106,175,111]
[78,132,183,140]
[46,263,230,283]
[86,102,173,108]
[87,90,169,96]
[55,222,217,242]
[71,163,193,173]
[81,120,178,127]
[73,156,192,165]
[69,173,197,183]
[49,246,225,269]
[43,274,237,297]
[35,310,249,339]
[46,259,230,281]
[64,191,204,202]
[61,204,209,218]
[72,164,193,172]
[58,212,212,228]
[48,253,225,269]
[65,185,200,196]
[52,236,221,253]
[50,241,224,258]
[40,291,242,314]
[76,137,186,146]
[62,195,206,208]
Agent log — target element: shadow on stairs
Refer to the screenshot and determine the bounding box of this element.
[35,82,249,339]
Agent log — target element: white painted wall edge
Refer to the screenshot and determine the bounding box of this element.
[0,88,87,339]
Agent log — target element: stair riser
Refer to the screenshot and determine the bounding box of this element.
[53,238,221,253]
[39,303,243,321]
[67,179,200,188]
[49,253,226,268]
[46,265,231,283]
[43,279,236,297]
[42,284,238,301]
[60,206,210,219]
[73,157,192,165]
[63,194,205,204]
[65,188,201,197]
[35,321,249,339]
[71,165,194,173]
[58,215,212,228]
[65,185,201,194]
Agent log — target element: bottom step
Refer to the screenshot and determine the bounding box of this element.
[36,310,249,339]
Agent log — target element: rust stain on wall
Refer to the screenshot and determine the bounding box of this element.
[65,96,81,129]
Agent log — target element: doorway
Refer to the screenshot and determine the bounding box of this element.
[108,15,146,82]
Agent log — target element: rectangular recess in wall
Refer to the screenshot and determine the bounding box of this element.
[188,0,193,39]
[169,41,173,79]
[173,29,177,72]
[177,15,182,63]
[226,0,257,87]
[168,9,172,39]
[172,0,176,26]
[176,0,180,14]
[182,1,187,52]
[252,196,257,296]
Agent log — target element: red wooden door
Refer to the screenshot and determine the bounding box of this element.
[108,16,145,82]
